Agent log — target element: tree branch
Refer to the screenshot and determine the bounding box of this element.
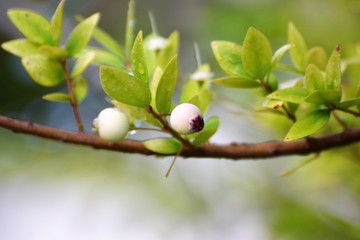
[1,115,360,160]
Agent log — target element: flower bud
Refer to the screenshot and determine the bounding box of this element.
[93,108,129,143]
[170,103,204,134]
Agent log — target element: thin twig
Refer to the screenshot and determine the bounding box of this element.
[60,60,84,133]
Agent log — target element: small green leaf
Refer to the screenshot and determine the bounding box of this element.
[143,138,181,154]
[22,55,64,87]
[100,66,151,108]
[288,22,307,71]
[113,100,161,127]
[42,92,70,102]
[132,31,148,84]
[7,9,54,45]
[65,13,100,57]
[267,87,310,104]
[71,51,97,77]
[125,0,136,58]
[305,90,341,105]
[37,45,68,60]
[83,48,123,68]
[338,97,360,109]
[304,64,326,91]
[272,44,293,68]
[51,0,64,46]
[325,45,341,90]
[241,27,273,79]
[211,41,248,77]
[212,77,261,88]
[73,76,88,103]
[180,80,200,104]
[157,31,179,69]
[193,116,220,146]
[155,55,178,113]
[285,109,330,141]
[188,88,213,113]
[1,39,38,57]
[305,47,327,70]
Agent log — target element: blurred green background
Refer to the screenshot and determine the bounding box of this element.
[1,0,360,239]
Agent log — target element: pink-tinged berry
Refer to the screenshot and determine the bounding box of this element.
[170,103,204,134]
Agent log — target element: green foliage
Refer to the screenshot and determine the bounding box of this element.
[285,109,331,141]
[65,13,100,57]
[241,27,273,79]
[21,55,64,87]
[7,9,54,46]
[154,55,178,114]
[100,66,151,108]
[2,1,360,149]
[143,138,181,154]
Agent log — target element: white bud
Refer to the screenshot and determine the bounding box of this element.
[170,103,204,134]
[147,36,168,51]
[93,108,129,143]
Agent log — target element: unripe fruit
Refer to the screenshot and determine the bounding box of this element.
[93,108,129,143]
[170,103,204,134]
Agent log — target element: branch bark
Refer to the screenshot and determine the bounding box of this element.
[1,115,360,160]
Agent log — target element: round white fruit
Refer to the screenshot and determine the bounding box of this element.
[93,108,129,143]
[170,103,204,134]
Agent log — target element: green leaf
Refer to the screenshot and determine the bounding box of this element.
[125,0,136,58]
[211,41,248,77]
[241,27,273,79]
[285,109,330,141]
[83,48,123,68]
[155,55,178,113]
[193,116,220,146]
[75,15,123,56]
[1,39,38,57]
[325,45,341,90]
[143,138,181,154]
[51,0,64,46]
[22,55,64,87]
[338,97,360,109]
[132,31,148,84]
[304,64,326,91]
[100,66,151,108]
[188,88,213,113]
[305,47,327,70]
[157,31,179,69]
[65,13,100,57]
[7,9,54,46]
[288,22,307,71]
[305,90,341,105]
[212,77,261,88]
[267,87,310,104]
[42,92,70,102]
[73,76,88,103]
[180,80,200,104]
[272,44,293,68]
[113,100,161,127]
[37,45,67,60]
[71,50,97,77]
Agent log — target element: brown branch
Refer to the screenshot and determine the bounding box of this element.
[1,115,360,160]
[60,60,84,132]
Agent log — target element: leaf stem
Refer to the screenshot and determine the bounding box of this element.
[332,110,347,130]
[60,60,84,132]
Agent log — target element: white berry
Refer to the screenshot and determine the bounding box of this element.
[93,108,129,143]
[170,103,204,134]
